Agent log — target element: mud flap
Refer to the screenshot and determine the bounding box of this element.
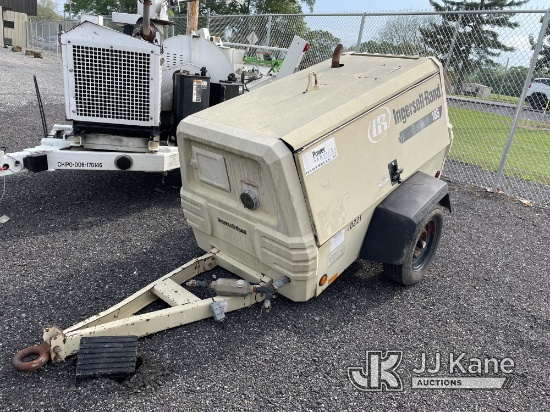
[360,171,450,265]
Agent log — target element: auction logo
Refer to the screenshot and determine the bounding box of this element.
[348,351,514,391]
[348,351,403,391]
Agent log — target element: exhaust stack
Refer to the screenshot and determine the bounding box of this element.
[141,0,155,42]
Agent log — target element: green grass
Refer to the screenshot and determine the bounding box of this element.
[486,93,524,105]
[448,106,550,185]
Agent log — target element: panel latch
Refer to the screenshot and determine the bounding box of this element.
[388,159,403,185]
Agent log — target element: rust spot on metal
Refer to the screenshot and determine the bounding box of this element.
[331,44,344,68]
[12,341,51,372]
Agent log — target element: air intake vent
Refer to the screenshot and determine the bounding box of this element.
[72,45,151,122]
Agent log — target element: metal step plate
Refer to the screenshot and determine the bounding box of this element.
[76,336,138,381]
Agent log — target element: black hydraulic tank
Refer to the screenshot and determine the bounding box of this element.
[172,71,210,127]
[210,80,245,106]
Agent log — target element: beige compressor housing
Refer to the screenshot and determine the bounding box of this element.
[178,52,453,303]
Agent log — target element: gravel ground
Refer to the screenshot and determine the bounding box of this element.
[1,48,549,411]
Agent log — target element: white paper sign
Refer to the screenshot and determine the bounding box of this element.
[302,137,338,176]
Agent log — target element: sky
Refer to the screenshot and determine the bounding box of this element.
[305,0,550,67]
[311,0,550,13]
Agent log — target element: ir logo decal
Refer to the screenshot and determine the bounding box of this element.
[368,107,391,143]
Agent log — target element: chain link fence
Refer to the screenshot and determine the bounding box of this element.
[26,9,550,206]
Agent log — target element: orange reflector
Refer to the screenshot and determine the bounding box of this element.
[319,274,328,286]
[328,273,339,285]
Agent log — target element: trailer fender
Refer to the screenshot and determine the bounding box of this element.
[360,172,450,265]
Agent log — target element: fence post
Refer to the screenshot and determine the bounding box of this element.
[265,14,272,46]
[355,13,366,52]
[444,1,466,77]
[491,8,550,193]
[207,7,211,29]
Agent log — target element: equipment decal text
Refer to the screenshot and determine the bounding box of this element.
[57,161,103,168]
[302,137,338,175]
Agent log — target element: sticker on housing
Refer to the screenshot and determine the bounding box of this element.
[302,137,338,175]
[329,229,345,267]
[193,80,202,102]
[399,106,442,143]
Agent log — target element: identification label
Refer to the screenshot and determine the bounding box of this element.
[302,137,338,175]
[57,161,103,168]
[329,229,345,267]
[193,80,203,103]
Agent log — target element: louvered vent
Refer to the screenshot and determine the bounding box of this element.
[165,52,186,70]
[71,45,152,123]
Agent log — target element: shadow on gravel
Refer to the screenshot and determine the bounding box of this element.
[0,169,183,240]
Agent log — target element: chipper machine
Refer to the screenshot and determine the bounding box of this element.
[0,0,307,178]
[12,47,453,378]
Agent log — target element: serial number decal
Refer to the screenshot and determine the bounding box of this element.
[329,228,345,267]
[302,137,338,176]
[57,162,103,168]
[399,106,442,144]
[349,215,362,230]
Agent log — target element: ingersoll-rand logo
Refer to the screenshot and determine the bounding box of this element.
[367,107,391,143]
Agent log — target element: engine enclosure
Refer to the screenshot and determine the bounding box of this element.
[178,53,453,302]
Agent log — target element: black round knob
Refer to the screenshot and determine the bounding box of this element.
[240,189,259,210]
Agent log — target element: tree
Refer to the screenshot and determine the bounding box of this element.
[64,0,137,16]
[377,15,435,55]
[352,15,435,56]
[353,40,424,56]
[470,63,530,97]
[35,0,62,20]
[204,1,316,51]
[529,20,550,73]
[66,1,314,22]
[171,0,315,17]
[420,0,528,93]
[204,0,315,14]
[302,29,340,66]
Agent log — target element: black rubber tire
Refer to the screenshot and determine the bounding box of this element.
[530,93,548,110]
[383,205,444,286]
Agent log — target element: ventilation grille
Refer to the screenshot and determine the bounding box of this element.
[72,45,152,122]
[165,52,186,70]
